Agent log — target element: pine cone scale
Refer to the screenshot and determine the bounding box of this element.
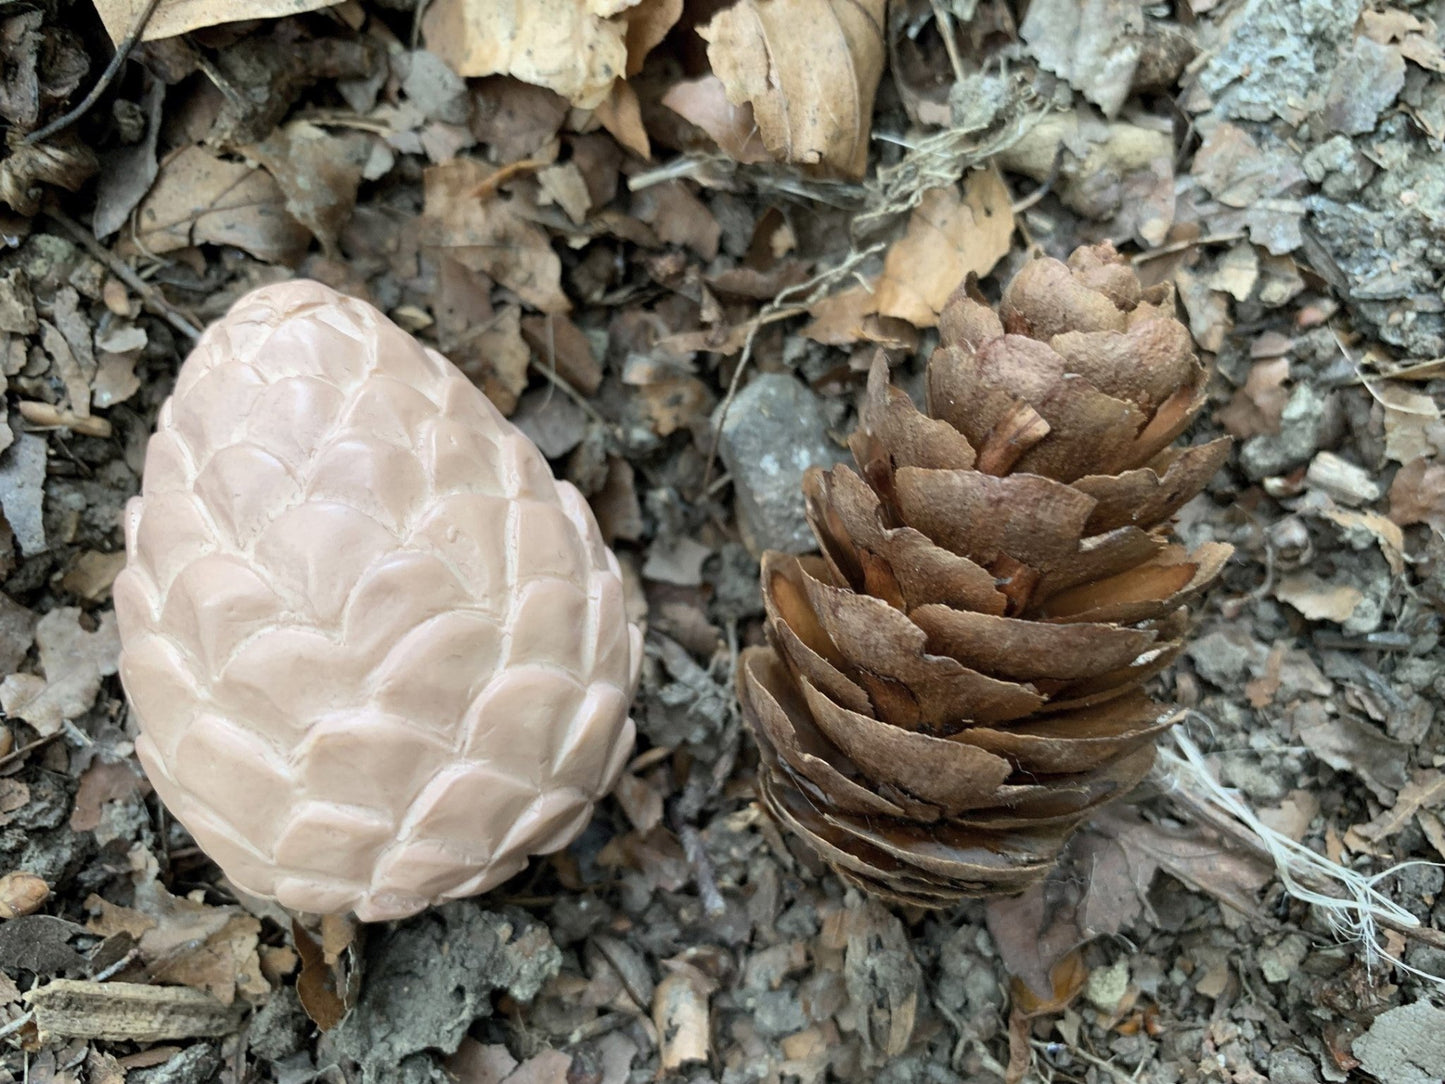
[743,243,1232,905]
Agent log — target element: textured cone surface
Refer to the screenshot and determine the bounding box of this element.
[114,281,642,922]
[741,243,1232,906]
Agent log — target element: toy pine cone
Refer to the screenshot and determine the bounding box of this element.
[739,243,1234,907]
[114,281,642,922]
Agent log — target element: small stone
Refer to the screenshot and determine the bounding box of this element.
[1084,957,1130,1013]
[1240,383,1334,480]
[510,388,587,459]
[129,1045,221,1084]
[643,536,712,587]
[0,272,36,335]
[1258,933,1309,983]
[1306,451,1382,506]
[398,50,469,125]
[717,373,841,556]
[1187,627,1268,687]
[0,430,47,557]
[1268,1047,1321,1084]
[1354,1001,1445,1084]
[248,986,310,1062]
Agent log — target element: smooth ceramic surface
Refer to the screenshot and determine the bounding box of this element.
[114,280,642,921]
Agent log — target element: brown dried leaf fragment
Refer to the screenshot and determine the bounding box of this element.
[423,0,677,109]
[700,0,886,178]
[130,145,310,266]
[873,169,1015,329]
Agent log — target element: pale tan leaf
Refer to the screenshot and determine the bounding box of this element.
[594,79,651,160]
[699,0,887,178]
[873,168,1016,328]
[92,0,342,46]
[422,0,660,109]
[622,0,683,75]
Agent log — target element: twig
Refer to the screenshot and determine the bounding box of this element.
[0,732,63,771]
[41,209,203,341]
[1032,1040,1140,1084]
[24,0,165,145]
[1130,232,1247,264]
[528,356,616,434]
[928,0,969,86]
[0,1010,34,1044]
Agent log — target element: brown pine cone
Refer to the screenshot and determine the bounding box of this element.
[740,243,1233,906]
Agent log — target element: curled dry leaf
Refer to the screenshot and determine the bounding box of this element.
[92,0,344,46]
[699,0,887,178]
[422,0,681,109]
[872,168,1016,329]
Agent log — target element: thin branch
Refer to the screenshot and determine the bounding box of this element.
[24,0,165,145]
[42,209,203,342]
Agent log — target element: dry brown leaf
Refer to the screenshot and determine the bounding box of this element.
[247,121,374,256]
[1085,805,1273,921]
[1218,357,1289,438]
[985,886,1088,1007]
[622,0,683,74]
[593,79,651,160]
[421,157,569,313]
[661,75,771,164]
[91,0,342,46]
[633,180,721,260]
[873,168,1015,328]
[84,853,267,1006]
[130,145,310,266]
[0,607,119,737]
[422,0,677,109]
[1347,769,1445,850]
[1388,456,1445,536]
[1378,383,1445,463]
[69,760,149,832]
[699,0,886,178]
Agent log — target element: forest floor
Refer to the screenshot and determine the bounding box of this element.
[2,0,1445,1082]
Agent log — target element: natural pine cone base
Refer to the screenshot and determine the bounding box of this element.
[740,243,1233,906]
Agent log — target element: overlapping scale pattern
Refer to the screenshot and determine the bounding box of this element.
[114,281,641,921]
[741,243,1232,906]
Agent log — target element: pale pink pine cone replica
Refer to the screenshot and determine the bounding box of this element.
[113,280,642,922]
